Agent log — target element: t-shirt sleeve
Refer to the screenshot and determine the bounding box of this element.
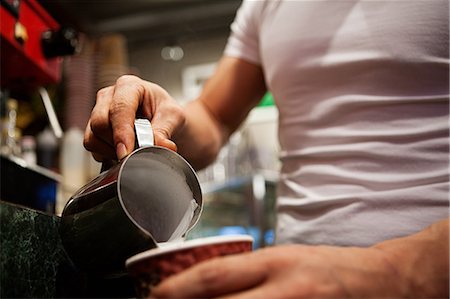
[224,0,263,65]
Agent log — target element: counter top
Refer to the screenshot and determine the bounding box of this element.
[0,201,135,298]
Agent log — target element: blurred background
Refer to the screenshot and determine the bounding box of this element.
[1,0,279,249]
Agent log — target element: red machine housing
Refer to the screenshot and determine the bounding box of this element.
[0,0,62,90]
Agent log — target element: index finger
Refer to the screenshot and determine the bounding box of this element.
[152,252,267,298]
[109,75,147,159]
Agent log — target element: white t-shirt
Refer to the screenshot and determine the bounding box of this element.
[225,0,449,246]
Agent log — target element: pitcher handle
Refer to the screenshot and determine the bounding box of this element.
[134,118,154,148]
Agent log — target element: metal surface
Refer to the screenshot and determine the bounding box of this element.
[38,87,63,139]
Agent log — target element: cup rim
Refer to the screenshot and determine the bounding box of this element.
[125,235,253,267]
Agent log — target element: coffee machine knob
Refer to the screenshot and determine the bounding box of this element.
[41,27,79,58]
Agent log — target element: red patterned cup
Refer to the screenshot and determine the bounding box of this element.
[125,235,253,298]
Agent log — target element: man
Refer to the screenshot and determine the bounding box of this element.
[84,1,449,297]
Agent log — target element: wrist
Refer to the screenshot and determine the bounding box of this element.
[373,219,449,298]
[371,244,413,297]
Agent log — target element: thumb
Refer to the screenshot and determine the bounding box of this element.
[109,98,140,160]
[108,76,148,160]
[153,130,178,152]
[113,121,135,160]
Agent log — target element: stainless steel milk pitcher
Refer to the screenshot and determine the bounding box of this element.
[59,119,202,276]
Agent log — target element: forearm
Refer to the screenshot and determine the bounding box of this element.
[374,217,449,298]
[173,99,228,170]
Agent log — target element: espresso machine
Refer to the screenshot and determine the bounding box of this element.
[0,1,104,298]
[0,0,77,213]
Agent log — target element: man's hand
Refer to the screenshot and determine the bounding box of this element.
[151,218,449,298]
[151,245,404,298]
[83,57,266,169]
[83,75,185,161]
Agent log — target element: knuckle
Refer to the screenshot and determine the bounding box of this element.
[89,113,108,135]
[83,142,95,154]
[83,134,91,150]
[96,87,108,99]
[83,126,94,151]
[115,74,136,84]
[109,100,130,117]
[115,75,141,89]
[115,75,146,99]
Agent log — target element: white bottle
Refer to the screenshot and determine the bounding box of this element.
[56,127,86,215]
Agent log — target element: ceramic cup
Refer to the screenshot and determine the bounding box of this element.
[125,235,253,298]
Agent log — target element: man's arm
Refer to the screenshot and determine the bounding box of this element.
[174,56,266,169]
[375,217,449,297]
[152,218,449,298]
